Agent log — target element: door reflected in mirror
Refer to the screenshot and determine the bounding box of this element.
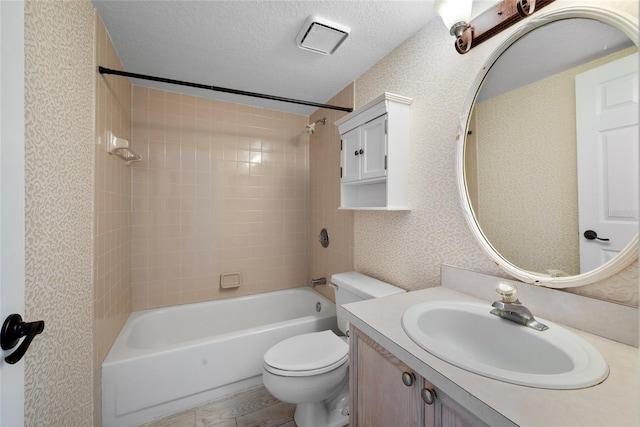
[465,18,638,278]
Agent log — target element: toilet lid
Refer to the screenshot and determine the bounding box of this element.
[263,330,348,375]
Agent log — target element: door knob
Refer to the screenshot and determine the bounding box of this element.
[1,314,45,364]
[583,230,610,241]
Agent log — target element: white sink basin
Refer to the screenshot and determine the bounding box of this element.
[401,300,609,389]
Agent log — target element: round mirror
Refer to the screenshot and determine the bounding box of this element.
[457,7,638,288]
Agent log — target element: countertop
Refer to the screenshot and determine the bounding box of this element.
[343,286,640,427]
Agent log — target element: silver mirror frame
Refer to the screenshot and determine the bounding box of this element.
[456,5,639,289]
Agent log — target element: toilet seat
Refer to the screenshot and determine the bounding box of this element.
[263,330,349,377]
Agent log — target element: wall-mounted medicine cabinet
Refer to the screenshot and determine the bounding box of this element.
[335,92,412,210]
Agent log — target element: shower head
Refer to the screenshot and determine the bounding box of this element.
[305,117,327,135]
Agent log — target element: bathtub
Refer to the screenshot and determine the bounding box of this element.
[102,287,337,427]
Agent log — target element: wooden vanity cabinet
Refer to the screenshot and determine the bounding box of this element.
[350,326,486,427]
[349,326,425,425]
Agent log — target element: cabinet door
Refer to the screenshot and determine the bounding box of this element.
[360,115,387,181]
[341,127,361,183]
[435,392,488,427]
[350,327,423,426]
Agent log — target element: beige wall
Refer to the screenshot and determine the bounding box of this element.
[352,0,638,306]
[309,85,355,302]
[129,88,310,310]
[94,15,132,425]
[24,0,95,424]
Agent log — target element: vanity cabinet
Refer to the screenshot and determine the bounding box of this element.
[350,326,486,427]
[335,92,411,210]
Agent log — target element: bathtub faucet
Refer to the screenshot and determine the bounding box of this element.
[310,277,327,287]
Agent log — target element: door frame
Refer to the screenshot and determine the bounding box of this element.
[0,1,26,425]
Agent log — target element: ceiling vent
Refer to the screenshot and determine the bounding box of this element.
[296,16,350,55]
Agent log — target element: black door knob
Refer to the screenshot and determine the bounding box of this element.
[1,314,45,364]
[583,230,610,241]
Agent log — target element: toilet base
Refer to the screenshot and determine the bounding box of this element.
[292,377,349,427]
[293,402,349,427]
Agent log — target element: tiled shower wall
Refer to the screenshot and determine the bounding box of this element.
[130,88,310,310]
[309,85,355,302]
[94,16,132,424]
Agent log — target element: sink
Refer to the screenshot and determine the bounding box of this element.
[401,300,609,389]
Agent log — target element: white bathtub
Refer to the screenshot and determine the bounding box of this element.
[102,287,338,427]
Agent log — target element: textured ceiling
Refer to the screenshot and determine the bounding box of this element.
[93,1,438,115]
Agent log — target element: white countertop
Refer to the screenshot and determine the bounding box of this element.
[343,286,640,427]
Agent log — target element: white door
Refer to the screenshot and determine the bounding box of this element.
[0,1,26,425]
[360,115,387,181]
[576,53,638,273]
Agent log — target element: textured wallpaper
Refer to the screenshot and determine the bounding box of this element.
[24,0,95,425]
[475,72,581,276]
[353,0,638,306]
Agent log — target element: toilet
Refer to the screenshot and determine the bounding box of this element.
[262,272,405,427]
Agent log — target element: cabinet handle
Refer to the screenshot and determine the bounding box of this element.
[401,372,416,386]
[354,150,359,156]
[421,388,436,405]
[359,149,364,155]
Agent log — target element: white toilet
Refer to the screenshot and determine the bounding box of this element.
[262,272,405,427]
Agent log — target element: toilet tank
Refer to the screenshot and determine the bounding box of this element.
[331,272,405,335]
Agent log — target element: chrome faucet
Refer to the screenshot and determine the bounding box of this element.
[490,283,548,331]
[310,277,327,287]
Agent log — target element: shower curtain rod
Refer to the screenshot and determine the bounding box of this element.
[98,66,353,113]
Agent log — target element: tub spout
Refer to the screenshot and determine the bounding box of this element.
[310,277,327,287]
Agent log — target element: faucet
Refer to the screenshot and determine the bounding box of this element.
[310,277,327,287]
[490,282,548,331]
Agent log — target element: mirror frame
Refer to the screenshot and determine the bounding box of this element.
[457,5,639,289]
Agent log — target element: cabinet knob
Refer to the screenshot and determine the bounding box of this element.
[421,388,436,405]
[401,371,416,386]
[354,150,359,156]
[359,149,364,155]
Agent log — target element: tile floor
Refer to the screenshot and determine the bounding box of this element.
[141,386,296,427]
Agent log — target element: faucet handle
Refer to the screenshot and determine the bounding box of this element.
[495,282,518,303]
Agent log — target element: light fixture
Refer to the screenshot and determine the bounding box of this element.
[434,0,473,39]
[296,16,350,55]
[436,0,556,54]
